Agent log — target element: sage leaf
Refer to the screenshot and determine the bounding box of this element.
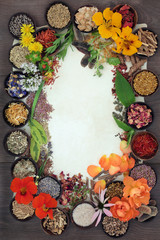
[113,115,133,132]
[115,70,135,107]
[30,119,47,144]
[107,57,120,66]
[30,138,40,162]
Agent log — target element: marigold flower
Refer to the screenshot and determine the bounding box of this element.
[10,177,37,204]
[28,42,43,53]
[21,24,35,34]
[112,26,142,56]
[123,176,151,208]
[109,196,139,222]
[20,33,35,47]
[92,8,122,40]
[32,193,57,219]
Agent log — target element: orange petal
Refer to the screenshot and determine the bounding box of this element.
[32,194,45,208]
[128,157,135,169]
[109,196,120,204]
[119,158,129,173]
[87,165,102,177]
[109,165,120,175]
[112,12,122,28]
[120,140,131,154]
[109,153,121,166]
[27,182,37,195]
[123,176,134,186]
[15,191,33,204]
[99,155,111,170]
[35,207,48,219]
[10,178,22,192]
[94,180,106,193]
[92,12,103,26]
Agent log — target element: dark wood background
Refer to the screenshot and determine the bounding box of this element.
[0,0,160,239]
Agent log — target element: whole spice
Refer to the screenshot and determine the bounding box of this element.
[6,130,28,155]
[106,182,124,200]
[43,209,67,235]
[132,133,158,159]
[5,102,29,126]
[47,3,71,29]
[35,29,57,48]
[127,103,152,129]
[37,176,61,199]
[9,45,30,69]
[72,202,95,227]
[133,71,158,96]
[6,73,28,98]
[12,159,36,179]
[130,164,156,188]
[12,200,34,220]
[9,13,34,38]
[75,6,98,32]
[102,216,128,237]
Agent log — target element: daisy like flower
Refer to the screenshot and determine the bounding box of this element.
[10,177,37,204]
[32,193,57,219]
[92,8,122,40]
[92,188,114,226]
[20,33,35,47]
[112,26,142,56]
[28,42,43,53]
[21,24,35,34]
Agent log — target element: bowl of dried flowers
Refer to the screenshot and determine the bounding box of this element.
[4,129,30,157]
[74,5,98,33]
[3,100,30,128]
[112,4,138,29]
[131,131,159,161]
[41,208,69,235]
[46,1,72,31]
[4,71,28,99]
[125,102,153,130]
[11,157,38,179]
[132,70,159,97]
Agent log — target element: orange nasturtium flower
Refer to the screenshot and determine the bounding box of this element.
[109,196,139,222]
[10,177,37,204]
[112,26,142,56]
[32,193,57,219]
[92,8,122,40]
[123,176,151,208]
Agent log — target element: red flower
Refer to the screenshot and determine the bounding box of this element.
[10,177,37,204]
[32,193,57,219]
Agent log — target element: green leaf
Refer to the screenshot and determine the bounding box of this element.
[30,119,47,144]
[113,115,133,132]
[107,57,120,66]
[30,125,43,145]
[30,138,40,162]
[127,130,135,145]
[115,70,135,107]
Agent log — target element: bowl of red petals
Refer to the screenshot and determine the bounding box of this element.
[131,131,159,161]
[112,4,138,29]
[125,102,153,130]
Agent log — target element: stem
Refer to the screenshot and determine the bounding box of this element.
[30,80,45,120]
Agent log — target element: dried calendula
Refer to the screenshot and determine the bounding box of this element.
[5,102,29,126]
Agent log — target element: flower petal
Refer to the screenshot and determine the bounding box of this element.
[99,155,110,171]
[32,194,45,208]
[92,210,100,222]
[48,209,53,219]
[121,26,132,39]
[35,207,48,219]
[15,190,33,204]
[95,210,102,226]
[112,12,122,28]
[22,176,34,186]
[45,197,57,208]
[103,8,113,21]
[10,178,22,192]
[94,180,106,194]
[92,12,103,26]
[87,165,102,177]
[103,208,112,217]
[104,203,115,207]
[27,181,37,195]
[98,25,112,39]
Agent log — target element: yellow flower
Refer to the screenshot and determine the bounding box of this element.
[28,42,43,53]
[112,26,142,56]
[92,8,122,40]
[21,24,35,34]
[20,33,34,47]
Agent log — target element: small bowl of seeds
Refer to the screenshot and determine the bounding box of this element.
[4,71,28,99]
[106,181,124,201]
[9,43,30,70]
[3,129,29,156]
[71,201,96,228]
[46,1,72,31]
[3,100,30,127]
[132,70,159,97]
[11,157,38,179]
[8,12,35,39]
[102,215,129,237]
[74,5,98,33]
[37,176,62,200]
[125,102,153,130]
[10,198,35,221]
[41,208,69,235]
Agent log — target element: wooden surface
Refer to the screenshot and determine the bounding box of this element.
[0,0,160,239]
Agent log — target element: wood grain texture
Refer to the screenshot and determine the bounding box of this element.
[0,0,160,239]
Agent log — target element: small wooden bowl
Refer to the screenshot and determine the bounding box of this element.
[131,131,159,161]
[41,208,70,235]
[112,4,138,29]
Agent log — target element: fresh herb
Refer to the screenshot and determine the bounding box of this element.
[45,24,74,60]
[115,70,135,107]
[106,57,120,66]
[26,51,41,64]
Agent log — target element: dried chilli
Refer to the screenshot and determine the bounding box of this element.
[35,29,57,48]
